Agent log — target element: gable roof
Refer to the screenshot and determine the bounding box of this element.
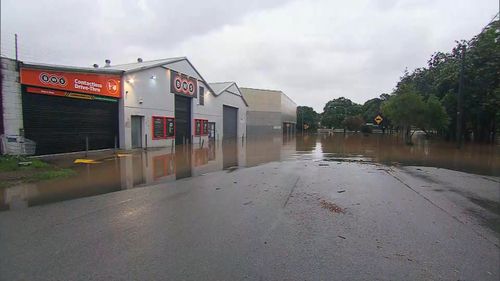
[110,57,216,96]
[209,82,248,106]
[208,82,233,95]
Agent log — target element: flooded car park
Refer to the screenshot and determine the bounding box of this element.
[1,133,498,211]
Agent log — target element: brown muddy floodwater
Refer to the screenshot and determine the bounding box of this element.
[1,133,499,211]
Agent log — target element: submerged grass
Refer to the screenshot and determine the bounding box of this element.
[0,156,49,172]
[0,156,76,188]
[28,169,77,181]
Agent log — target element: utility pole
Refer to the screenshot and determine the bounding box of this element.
[14,34,18,61]
[301,107,304,136]
[456,44,466,149]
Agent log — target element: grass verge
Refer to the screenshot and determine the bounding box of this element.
[28,169,77,181]
[0,156,76,188]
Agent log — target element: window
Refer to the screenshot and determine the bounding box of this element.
[194,119,208,136]
[152,116,175,139]
[202,120,208,135]
[199,86,204,105]
[166,118,175,137]
[194,119,202,136]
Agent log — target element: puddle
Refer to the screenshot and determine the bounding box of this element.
[1,133,498,211]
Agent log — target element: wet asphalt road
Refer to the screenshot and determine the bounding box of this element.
[0,159,499,280]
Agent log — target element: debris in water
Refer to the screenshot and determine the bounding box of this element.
[338,235,346,239]
[233,181,237,184]
[319,163,329,167]
[226,166,238,172]
[116,153,131,157]
[243,201,253,205]
[319,200,345,214]
[74,159,101,164]
[215,187,221,190]
[337,190,346,193]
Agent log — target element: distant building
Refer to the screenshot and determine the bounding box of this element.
[240,87,297,136]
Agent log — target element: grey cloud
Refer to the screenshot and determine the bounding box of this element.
[1,0,291,65]
[1,0,497,112]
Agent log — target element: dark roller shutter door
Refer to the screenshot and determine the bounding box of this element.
[175,95,191,144]
[22,92,118,155]
[223,105,238,139]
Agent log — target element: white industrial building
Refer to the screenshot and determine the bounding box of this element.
[0,56,248,155]
[115,58,248,150]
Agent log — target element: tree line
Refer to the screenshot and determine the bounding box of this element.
[297,18,499,144]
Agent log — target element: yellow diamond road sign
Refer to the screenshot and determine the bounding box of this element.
[374,115,383,125]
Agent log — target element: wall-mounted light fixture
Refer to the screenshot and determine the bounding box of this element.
[126,78,134,84]
[150,75,157,80]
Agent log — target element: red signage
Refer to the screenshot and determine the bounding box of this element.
[26,87,118,102]
[20,68,121,98]
[170,70,197,97]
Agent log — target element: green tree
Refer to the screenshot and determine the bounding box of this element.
[342,115,365,132]
[382,86,449,144]
[361,93,389,123]
[421,95,449,134]
[296,106,319,132]
[321,97,362,129]
[381,86,425,144]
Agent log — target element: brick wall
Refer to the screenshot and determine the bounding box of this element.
[1,57,23,136]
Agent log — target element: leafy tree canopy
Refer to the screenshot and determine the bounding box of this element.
[321,97,362,128]
[297,106,319,131]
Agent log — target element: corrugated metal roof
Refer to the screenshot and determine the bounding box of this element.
[108,57,185,72]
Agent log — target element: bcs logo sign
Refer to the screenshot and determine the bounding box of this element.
[20,68,121,98]
[39,72,67,86]
[170,70,197,97]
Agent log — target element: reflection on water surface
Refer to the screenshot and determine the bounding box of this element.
[1,133,498,211]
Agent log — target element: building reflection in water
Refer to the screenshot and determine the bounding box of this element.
[3,133,496,211]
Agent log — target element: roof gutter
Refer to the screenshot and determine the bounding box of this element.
[20,62,124,75]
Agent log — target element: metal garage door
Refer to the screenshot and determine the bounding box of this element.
[223,105,238,139]
[22,92,118,155]
[175,95,191,144]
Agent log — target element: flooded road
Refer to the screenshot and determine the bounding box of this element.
[1,133,498,211]
[1,133,499,281]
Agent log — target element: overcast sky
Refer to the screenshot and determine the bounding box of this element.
[1,0,497,112]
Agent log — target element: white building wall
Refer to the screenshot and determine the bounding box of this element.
[119,59,247,149]
[120,66,175,149]
[196,84,247,140]
[1,57,23,137]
